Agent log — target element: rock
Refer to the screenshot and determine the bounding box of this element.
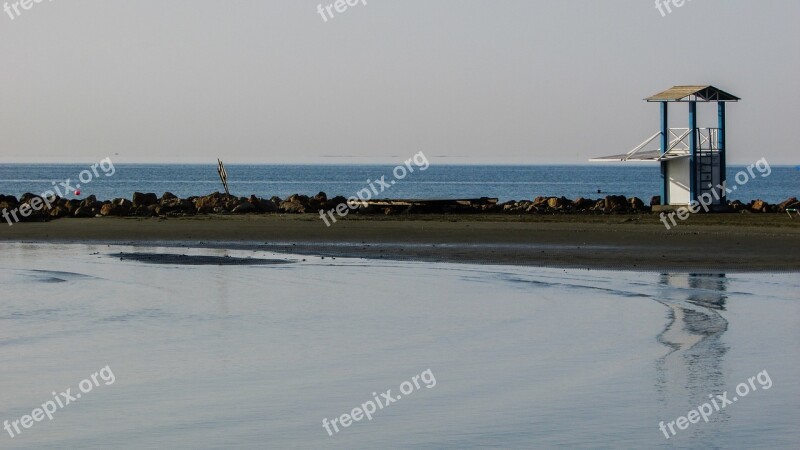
[650,195,661,207]
[18,194,51,213]
[777,197,799,212]
[469,198,497,212]
[324,196,348,210]
[19,193,40,204]
[502,202,523,213]
[65,199,81,214]
[79,196,102,211]
[157,198,193,214]
[287,194,310,205]
[532,196,549,207]
[132,192,158,207]
[223,197,246,211]
[73,207,94,218]
[160,192,178,202]
[547,197,569,209]
[10,195,49,222]
[572,197,597,211]
[108,198,133,215]
[0,194,19,210]
[572,197,595,210]
[232,203,257,214]
[751,199,769,213]
[309,192,329,210]
[280,200,306,214]
[359,203,383,213]
[133,206,154,217]
[194,193,227,212]
[729,200,744,212]
[247,195,277,213]
[629,197,645,210]
[280,194,310,213]
[41,196,62,211]
[100,203,125,216]
[48,206,69,218]
[262,201,278,213]
[604,195,628,211]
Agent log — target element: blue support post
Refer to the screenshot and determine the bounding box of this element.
[718,102,727,204]
[660,102,669,204]
[689,101,697,202]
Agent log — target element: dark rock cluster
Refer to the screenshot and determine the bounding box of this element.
[732,197,800,214]
[0,192,797,223]
[497,195,647,214]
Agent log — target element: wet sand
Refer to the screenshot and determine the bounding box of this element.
[2,214,799,271]
[112,252,293,265]
[5,243,798,448]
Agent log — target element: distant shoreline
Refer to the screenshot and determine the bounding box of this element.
[2,215,799,272]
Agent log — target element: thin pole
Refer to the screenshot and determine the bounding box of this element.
[689,101,697,202]
[660,102,669,204]
[217,159,230,197]
[718,102,726,205]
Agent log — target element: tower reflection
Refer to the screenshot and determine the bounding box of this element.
[654,273,730,424]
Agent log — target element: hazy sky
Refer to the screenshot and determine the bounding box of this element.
[0,0,797,164]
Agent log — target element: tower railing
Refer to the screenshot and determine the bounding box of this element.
[622,128,721,161]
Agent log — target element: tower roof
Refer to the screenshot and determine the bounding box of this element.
[645,86,740,102]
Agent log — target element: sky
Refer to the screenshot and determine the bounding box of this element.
[0,0,797,165]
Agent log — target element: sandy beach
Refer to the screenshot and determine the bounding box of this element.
[2,214,798,271]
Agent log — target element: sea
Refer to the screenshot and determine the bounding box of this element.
[0,164,797,203]
[0,244,798,449]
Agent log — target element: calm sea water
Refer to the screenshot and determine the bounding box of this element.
[1,243,798,449]
[0,164,797,203]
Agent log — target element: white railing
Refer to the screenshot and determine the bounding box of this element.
[623,128,721,161]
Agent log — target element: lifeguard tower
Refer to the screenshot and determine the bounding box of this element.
[592,86,739,209]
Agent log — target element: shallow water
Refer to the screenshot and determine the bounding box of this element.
[0,243,798,449]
